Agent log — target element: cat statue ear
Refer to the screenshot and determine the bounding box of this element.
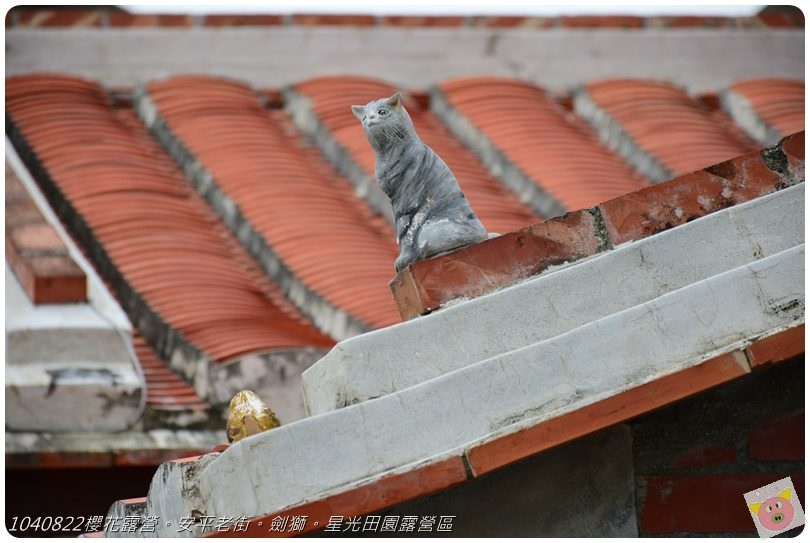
[386,93,403,112]
[351,105,365,120]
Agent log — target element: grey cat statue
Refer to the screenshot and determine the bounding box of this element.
[352,93,488,272]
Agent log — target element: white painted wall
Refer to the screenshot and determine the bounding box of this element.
[5,28,803,92]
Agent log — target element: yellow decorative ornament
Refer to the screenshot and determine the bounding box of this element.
[226,390,281,443]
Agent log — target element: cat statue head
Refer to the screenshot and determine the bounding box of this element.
[351,93,415,151]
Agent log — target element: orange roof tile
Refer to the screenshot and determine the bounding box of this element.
[133,334,209,410]
[145,75,402,329]
[294,75,540,234]
[6,74,332,362]
[726,78,804,138]
[581,79,757,178]
[438,76,650,210]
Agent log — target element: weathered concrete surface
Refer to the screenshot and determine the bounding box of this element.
[5,28,803,93]
[5,147,145,431]
[104,453,221,538]
[105,498,147,538]
[194,244,803,521]
[302,184,804,414]
[5,429,224,456]
[211,348,327,423]
[389,424,637,537]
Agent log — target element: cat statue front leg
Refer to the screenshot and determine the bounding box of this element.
[394,211,423,272]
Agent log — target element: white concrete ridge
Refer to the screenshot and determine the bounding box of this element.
[5,146,145,432]
[5,28,803,93]
[211,348,328,423]
[5,265,143,432]
[192,243,803,523]
[302,184,804,414]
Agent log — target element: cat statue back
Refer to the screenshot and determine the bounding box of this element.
[352,93,488,272]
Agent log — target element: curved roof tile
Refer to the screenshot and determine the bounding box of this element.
[577,79,756,180]
[134,333,209,410]
[145,76,402,330]
[294,75,539,234]
[6,74,333,362]
[437,76,649,211]
[723,78,804,144]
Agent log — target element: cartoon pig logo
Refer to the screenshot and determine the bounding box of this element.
[749,488,795,532]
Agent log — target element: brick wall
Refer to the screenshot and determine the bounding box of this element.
[632,356,804,536]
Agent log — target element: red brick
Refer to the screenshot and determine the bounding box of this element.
[292,14,376,26]
[382,15,464,27]
[781,131,805,181]
[598,148,786,245]
[5,200,44,228]
[640,474,804,534]
[749,410,804,461]
[390,210,602,320]
[9,7,44,27]
[107,12,153,27]
[39,8,101,27]
[6,240,87,304]
[759,12,796,28]
[782,131,805,162]
[468,16,528,28]
[673,445,736,469]
[665,16,733,27]
[203,14,284,26]
[561,15,644,28]
[207,456,468,537]
[467,351,749,477]
[9,223,67,254]
[107,12,190,27]
[746,325,804,368]
[158,14,192,27]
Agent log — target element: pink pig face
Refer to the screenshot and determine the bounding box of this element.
[756,496,795,531]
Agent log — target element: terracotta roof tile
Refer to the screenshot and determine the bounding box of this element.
[133,334,209,410]
[6,74,332,363]
[144,76,402,330]
[724,78,804,142]
[437,77,650,211]
[294,76,539,234]
[576,79,757,181]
